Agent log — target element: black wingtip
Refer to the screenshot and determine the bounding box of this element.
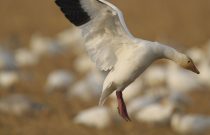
[55,0,91,26]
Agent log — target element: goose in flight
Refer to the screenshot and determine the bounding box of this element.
[55,0,200,121]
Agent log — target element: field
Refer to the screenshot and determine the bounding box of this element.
[0,0,210,135]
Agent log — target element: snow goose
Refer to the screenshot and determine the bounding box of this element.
[57,27,83,48]
[127,93,164,115]
[171,113,210,135]
[55,0,199,121]
[186,48,204,65]
[45,70,75,93]
[0,49,16,70]
[30,34,62,56]
[73,106,112,129]
[68,70,104,101]
[206,40,210,60]
[73,54,95,74]
[134,91,190,125]
[143,65,167,88]
[187,48,210,87]
[167,63,202,93]
[0,94,47,116]
[15,48,39,67]
[68,79,94,101]
[134,101,175,125]
[198,60,210,87]
[0,71,19,89]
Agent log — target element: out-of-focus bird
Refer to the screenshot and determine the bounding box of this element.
[187,47,210,87]
[171,113,210,135]
[73,106,112,129]
[0,49,16,70]
[73,54,95,74]
[55,0,199,121]
[206,40,210,61]
[85,69,105,93]
[68,70,104,101]
[186,48,204,65]
[69,80,95,101]
[30,34,63,56]
[45,70,75,93]
[56,27,83,48]
[198,60,210,87]
[127,94,164,115]
[167,63,202,93]
[0,71,19,89]
[143,65,167,88]
[0,94,46,116]
[15,48,39,67]
[134,100,176,125]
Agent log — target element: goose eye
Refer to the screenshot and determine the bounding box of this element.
[188,61,190,63]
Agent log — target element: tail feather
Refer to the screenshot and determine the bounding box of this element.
[98,82,115,106]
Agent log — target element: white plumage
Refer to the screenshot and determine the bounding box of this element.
[45,70,75,93]
[135,102,175,125]
[68,70,104,101]
[73,54,95,74]
[15,48,39,67]
[0,71,19,88]
[143,65,167,88]
[0,94,46,116]
[73,106,112,129]
[127,94,163,115]
[55,0,200,121]
[171,113,210,135]
[30,34,62,56]
[79,0,135,71]
[167,63,201,93]
[56,27,83,47]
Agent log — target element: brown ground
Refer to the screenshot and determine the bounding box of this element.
[0,0,210,47]
[0,0,210,135]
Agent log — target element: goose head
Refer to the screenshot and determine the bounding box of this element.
[179,55,200,74]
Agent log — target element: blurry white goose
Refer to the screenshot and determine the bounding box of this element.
[0,49,16,70]
[0,94,46,116]
[73,106,112,129]
[198,60,210,87]
[57,27,83,48]
[167,63,202,93]
[73,54,95,74]
[171,113,210,135]
[0,71,19,89]
[69,70,104,101]
[127,93,164,115]
[206,40,210,60]
[45,70,75,93]
[186,48,204,65]
[15,48,39,67]
[187,48,210,87]
[135,101,175,125]
[55,0,199,121]
[143,65,167,88]
[30,34,62,56]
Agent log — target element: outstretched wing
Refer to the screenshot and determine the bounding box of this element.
[55,0,134,71]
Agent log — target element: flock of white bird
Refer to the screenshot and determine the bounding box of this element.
[0,28,210,134]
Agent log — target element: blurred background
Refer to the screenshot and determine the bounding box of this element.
[0,0,210,135]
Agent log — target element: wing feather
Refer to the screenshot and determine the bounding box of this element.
[55,0,134,71]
